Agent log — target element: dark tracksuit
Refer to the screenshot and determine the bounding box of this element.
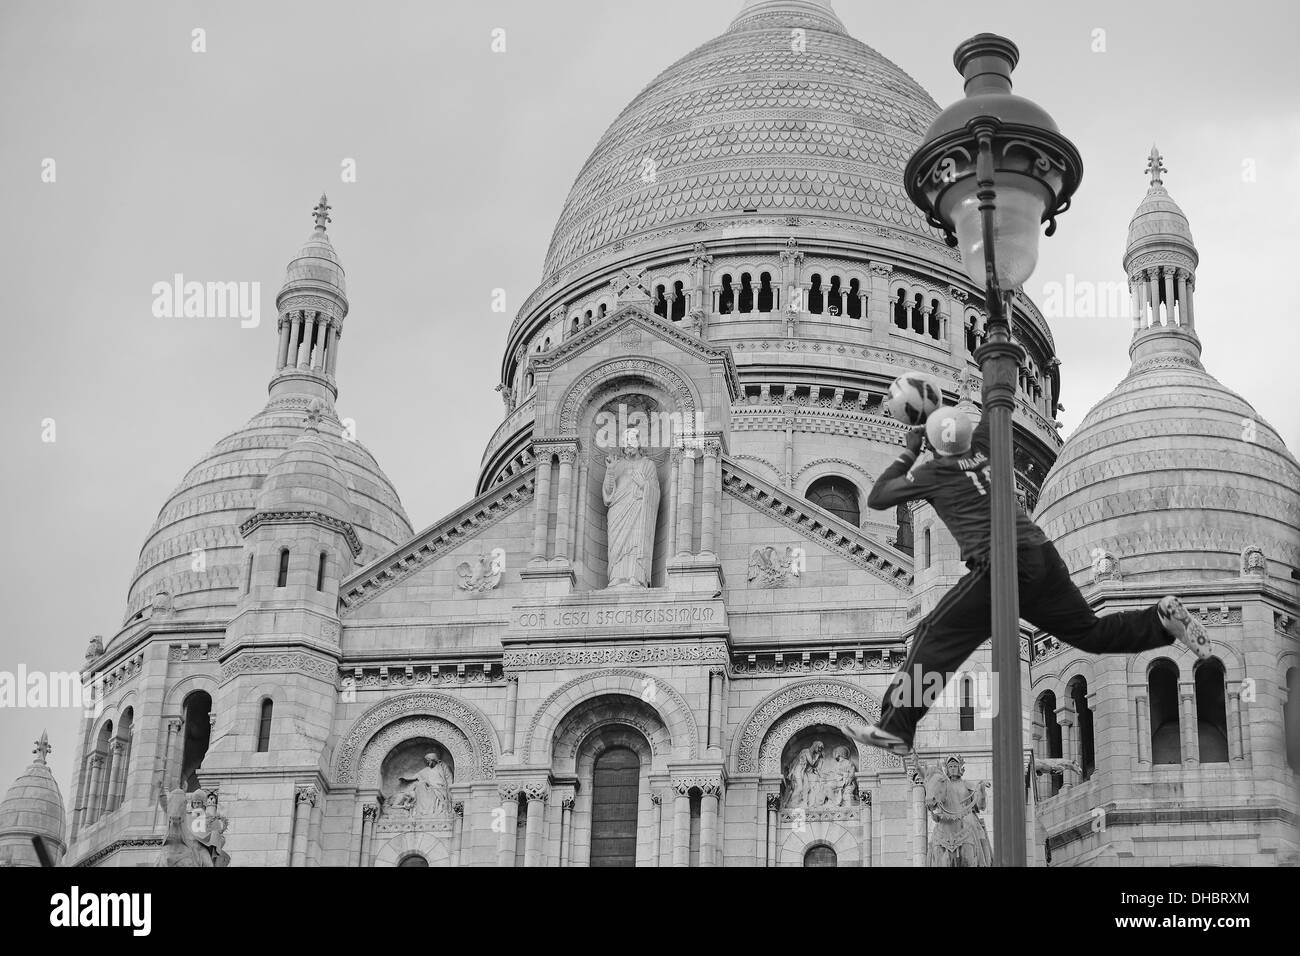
[868,414,1172,744]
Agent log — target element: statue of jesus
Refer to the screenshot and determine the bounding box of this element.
[602,429,660,588]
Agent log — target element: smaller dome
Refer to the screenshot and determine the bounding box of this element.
[278,194,347,306]
[0,733,66,867]
[1124,147,1197,269]
[256,404,356,523]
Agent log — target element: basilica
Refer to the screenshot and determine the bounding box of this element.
[2,0,1297,867]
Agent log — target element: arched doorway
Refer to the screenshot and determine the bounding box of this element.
[804,844,837,867]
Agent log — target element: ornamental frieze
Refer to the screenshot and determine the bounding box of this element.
[335,692,497,785]
[220,651,337,684]
[502,642,728,671]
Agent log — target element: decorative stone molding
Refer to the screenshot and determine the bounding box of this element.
[78,838,165,868]
[344,662,500,689]
[1241,545,1266,577]
[356,715,475,789]
[239,510,363,557]
[220,650,337,685]
[793,456,875,485]
[522,668,700,762]
[731,649,900,676]
[334,692,498,784]
[498,783,521,802]
[340,471,533,610]
[734,679,890,774]
[723,460,912,592]
[523,782,550,803]
[757,702,898,774]
[503,641,728,671]
[672,776,722,795]
[557,356,700,435]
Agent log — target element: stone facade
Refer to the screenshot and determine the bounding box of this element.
[23,2,1298,868]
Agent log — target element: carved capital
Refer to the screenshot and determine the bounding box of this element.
[767,793,782,811]
[556,446,579,465]
[89,753,105,770]
[498,783,522,803]
[869,263,892,277]
[505,673,520,685]
[453,801,465,818]
[948,286,969,301]
[362,803,379,821]
[701,438,722,459]
[295,786,318,807]
[649,792,662,807]
[672,776,722,796]
[523,782,550,803]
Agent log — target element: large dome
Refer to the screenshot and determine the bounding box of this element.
[541,0,942,281]
[124,399,410,628]
[1035,329,1300,585]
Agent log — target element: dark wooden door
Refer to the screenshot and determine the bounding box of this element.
[589,747,640,867]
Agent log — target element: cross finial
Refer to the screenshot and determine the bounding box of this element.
[1146,145,1166,187]
[312,193,332,230]
[33,730,51,764]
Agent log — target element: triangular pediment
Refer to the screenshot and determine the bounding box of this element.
[534,305,740,398]
[721,457,914,593]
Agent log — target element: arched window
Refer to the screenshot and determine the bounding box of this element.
[738,272,754,313]
[827,275,842,316]
[808,274,823,315]
[804,844,837,867]
[1069,676,1095,779]
[256,698,273,753]
[965,316,979,352]
[911,294,925,334]
[718,274,734,314]
[398,853,429,867]
[893,289,908,328]
[584,309,593,326]
[589,747,640,867]
[1285,666,1300,774]
[316,552,327,591]
[1037,691,1063,796]
[757,272,774,312]
[276,548,289,588]
[959,675,975,732]
[180,691,212,792]
[1195,659,1229,763]
[571,316,580,334]
[1149,660,1181,764]
[922,527,932,570]
[894,503,913,556]
[928,298,942,339]
[671,281,686,321]
[847,278,862,319]
[806,475,860,527]
[83,719,114,825]
[653,284,668,318]
[598,303,608,319]
[113,709,134,811]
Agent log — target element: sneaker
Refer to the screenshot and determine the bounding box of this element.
[1158,596,1212,661]
[840,722,913,756]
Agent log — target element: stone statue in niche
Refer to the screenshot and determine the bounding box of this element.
[155,787,229,867]
[919,754,991,867]
[385,753,452,819]
[781,739,858,809]
[456,549,505,592]
[602,428,660,588]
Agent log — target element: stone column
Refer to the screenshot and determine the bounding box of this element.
[299,314,316,368]
[699,781,721,867]
[675,448,695,557]
[503,673,520,755]
[348,800,366,867]
[106,740,126,812]
[359,803,377,867]
[291,786,316,867]
[707,667,725,754]
[947,287,968,352]
[452,802,465,866]
[911,768,927,867]
[328,325,341,375]
[671,783,691,866]
[1179,684,1199,765]
[766,793,780,867]
[289,313,304,369]
[554,446,576,561]
[1175,271,1189,328]
[1184,276,1195,328]
[276,314,292,369]
[311,318,326,370]
[497,786,520,867]
[158,717,182,795]
[781,240,805,314]
[649,792,663,867]
[691,244,713,317]
[531,450,553,561]
[1161,267,1175,327]
[1145,271,1160,326]
[1056,702,1077,789]
[667,448,680,557]
[783,412,795,488]
[574,458,589,568]
[1135,694,1150,766]
[860,790,873,867]
[700,439,720,556]
[1130,281,1143,331]
[560,796,575,867]
[1227,686,1246,762]
[85,753,105,824]
[523,784,548,867]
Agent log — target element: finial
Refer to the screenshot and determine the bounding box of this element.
[1146,145,1166,187]
[33,731,51,765]
[312,193,332,231]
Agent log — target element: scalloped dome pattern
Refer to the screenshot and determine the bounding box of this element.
[1035,356,1300,584]
[541,9,941,279]
[123,401,411,630]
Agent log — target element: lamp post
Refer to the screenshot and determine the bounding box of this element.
[903,34,1082,866]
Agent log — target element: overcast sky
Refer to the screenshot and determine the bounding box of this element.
[2,0,1297,801]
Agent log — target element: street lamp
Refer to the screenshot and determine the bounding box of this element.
[903,34,1082,867]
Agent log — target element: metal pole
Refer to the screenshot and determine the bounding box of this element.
[971,127,1028,866]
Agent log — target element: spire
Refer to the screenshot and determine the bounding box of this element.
[271,194,349,403]
[32,731,51,765]
[1146,145,1166,187]
[1123,150,1201,363]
